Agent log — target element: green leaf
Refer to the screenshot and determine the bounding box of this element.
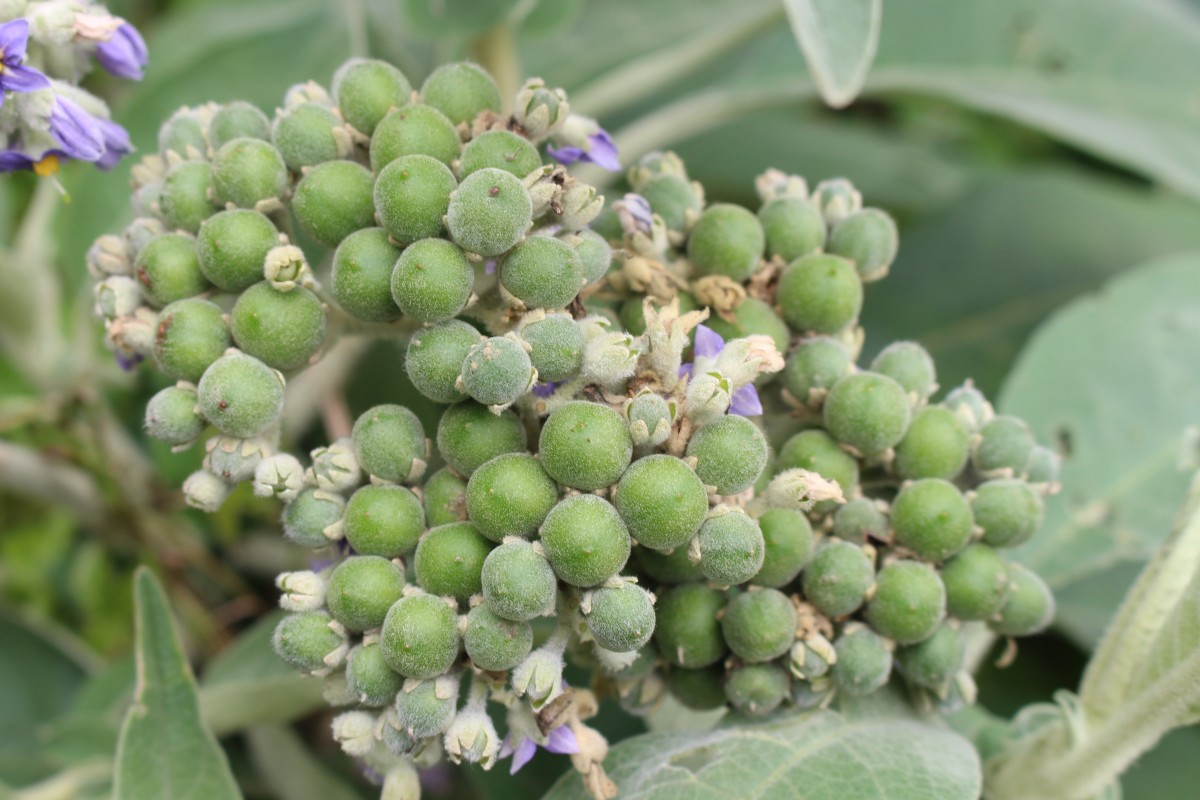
[113,568,241,800]
[781,0,883,108]
[246,725,367,800]
[542,710,980,800]
[403,0,522,37]
[199,611,325,737]
[999,254,1200,627]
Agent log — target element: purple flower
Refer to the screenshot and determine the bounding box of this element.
[0,148,68,175]
[114,350,144,371]
[0,19,51,107]
[531,381,559,398]
[680,324,763,417]
[500,723,579,774]
[95,22,148,81]
[49,96,105,162]
[548,128,620,172]
[94,116,133,170]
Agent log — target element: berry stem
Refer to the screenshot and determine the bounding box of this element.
[341,0,369,59]
[469,23,520,114]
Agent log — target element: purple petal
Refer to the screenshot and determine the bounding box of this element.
[2,63,50,93]
[94,117,133,170]
[498,734,515,759]
[115,351,144,371]
[730,384,762,417]
[693,324,725,360]
[509,738,537,774]
[544,724,580,755]
[532,381,558,398]
[96,23,148,80]
[484,258,497,275]
[585,130,620,171]
[0,19,31,62]
[624,193,653,228]
[546,144,583,166]
[49,97,105,161]
[0,150,34,172]
[678,362,694,379]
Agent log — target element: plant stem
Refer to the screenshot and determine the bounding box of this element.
[469,23,520,112]
[342,0,369,58]
[0,439,104,524]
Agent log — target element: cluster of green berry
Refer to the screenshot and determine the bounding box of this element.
[86,56,1059,798]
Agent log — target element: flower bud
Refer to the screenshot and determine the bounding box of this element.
[381,762,421,800]
[87,234,132,278]
[790,633,837,680]
[523,164,566,219]
[557,182,603,232]
[94,276,142,320]
[628,151,689,191]
[283,80,333,109]
[254,453,307,503]
[276,570,327,612]
[331,710,377,758]
[625,390,674,448]
[754,168,808,203]
[263,244,311,292]
[684,371,731,427]
[761,468,845,512]
[205,435,271,484]
[713,335,785,389]
[579,318,640,390]
[812,177,862,226]
[511,646,565,710]
[307,437,361,493]
[124,216,167,256]
[105,307,158,359]
[443,702,500,769]
[514,78,569,141]
[183,469,231,512]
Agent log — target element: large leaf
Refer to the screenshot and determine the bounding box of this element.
[246,725,367,800]
[999,254,1200,630]
[113,568,241,800]
[199,611,326,737]
[542,710,980,800]
[781,0,883,108]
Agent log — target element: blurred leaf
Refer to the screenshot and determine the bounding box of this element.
[113,568,241,800]
[246,725,367,800]
[999,254,1200,631]
[403,0,521,37]
[542,710,979,800]
[1122,726,1200,799]
[519,0,585,38]
[782,0,882,108]
[199,611,325,737]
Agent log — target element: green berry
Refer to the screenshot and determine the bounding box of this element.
[585,581,657,653]
[293,160,376,248]
[521,314,583,382]
[466,453,559,541]
[463,605,534,671]
[282,488,344,547]
[759,197,825,262]
[832,497,888,544]
[832,626,892,696]
[352,404,427,483]
[347,643,405,706]
[332,228,403,322]
[210,102,270,148]
[893,406,970,481]
[896,624,964,690]
[272,102,346,172]
[755,508,814,588]
[941,544,1011,621]
[725,663,789,716]
[870,341,937,402]
[666,664,727,710]
[480,539,557,621]
[704,297,791,361]
[827,208,898,282]
[395,677,459,738]
[1024,445,1061,486]
[614,455,708,552]
[459,336,534,407]
[990,563,1054,636]
[135,233,207,307]
[640,174,702,232]
[802,540,875,617]
[391,238,473,322]
[572,230,613,284]
[345,484,425,557]
[973,416,1036,477]
[333,59,412,136]
[423,467,467,526]
[823,372,912,455]
[414,522,492,601]
[211,137,288,208]
[197,209,278,292]
[539,401,633,491]
[327,555,407,632]
[777,430,860,504]
[972,479,1044,548]
[374,154,457,246]
[777,254,863,334]
[654,583,728,669]
[420,62,500,125]
[153,300,235,385]
[159,161,217,234]
[145,385,205,445]
[500,235,585,310]
[722,588,797,662]
[634,544,703,584]
[891,478,973,562]
[447,168,533,257]
[459,130,541,179]
[197,351,284,437]
[273,611,343,674]
[539,495,631,587]
[230,282,326,371]
[380,592,461,679]
[782,336,853,405]
[943,383,994,432]
[369,104,460,171]
[686,414,768,495]
[866,560,946,644]
[693,509,765,586]
[158,112,208,158]
[406,320,480,403]
[686,203,764,282]
[435,401,525,476]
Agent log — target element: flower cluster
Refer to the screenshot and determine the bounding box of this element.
[0,3,146,175]
[85,55,1059,800]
